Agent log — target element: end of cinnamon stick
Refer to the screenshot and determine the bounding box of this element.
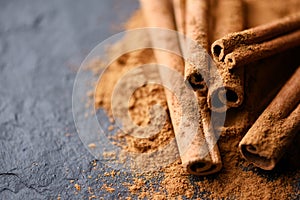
[185,73,207,92]
[219,88,242,107]
[209,87,243,112]
[212,41,225,62]
[239,144,276,170]
[186,160,222,176]
[209,92,227,113]
[225,53,237,69]
[209,88,243,112]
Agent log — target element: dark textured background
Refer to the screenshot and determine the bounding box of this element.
[0,0,138,199]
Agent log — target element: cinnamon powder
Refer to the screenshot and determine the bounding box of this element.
[86,4,300,200]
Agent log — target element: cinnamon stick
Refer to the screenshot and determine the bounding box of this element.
[197,95,222,174]
[208,0,245,112]
[212,0,245,42]
[224,29,300,69]
[239,67,300,170]
[140,0,222,175]
[172,0,186,53]
[184,0,210,94]
[212,12,300,62]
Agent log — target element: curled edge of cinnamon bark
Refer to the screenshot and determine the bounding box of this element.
[181,79,222,176]
[183,150,222,176]
[182,130,222,176]
[239,67,300,170]
[183,94,222,176]
[224,29,300,69]
[140,0,222,175]
[208,77,244,113]
[212,12,300,62]
[198,96,222,175]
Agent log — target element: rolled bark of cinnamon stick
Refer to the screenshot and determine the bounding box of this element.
[140,0,222,175]
[212,0,245,42]
[184,0,210,94]
[208,0,245,112]
[172,0,186,54]
[212,12,300,62]
[239,67,300,170]
[224,29,300,69]
[197,95,222,174]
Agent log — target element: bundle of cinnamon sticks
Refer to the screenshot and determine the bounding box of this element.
[139,0,300,175]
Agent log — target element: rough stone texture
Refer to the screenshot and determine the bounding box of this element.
[0,0,138,199]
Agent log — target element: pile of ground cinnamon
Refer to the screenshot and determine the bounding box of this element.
[94,48,174,154]
[84,3,300,199]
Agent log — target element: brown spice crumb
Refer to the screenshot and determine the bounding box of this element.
[104,172,110,177]
[88,143,96,149]
[74,183,81,191]
[108,125,114,131]
[91,160,97,167]
[110,170,116,177]
[88,195,97,200]
[109,117,115,124]
[102,184,115,193]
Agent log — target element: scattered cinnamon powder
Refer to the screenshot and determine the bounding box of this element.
[161,160,194,198]
[84,2,300,199]
[95,47,175,154]
[101,184,115,193]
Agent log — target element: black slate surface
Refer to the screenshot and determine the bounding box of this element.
[0,0,138,199]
